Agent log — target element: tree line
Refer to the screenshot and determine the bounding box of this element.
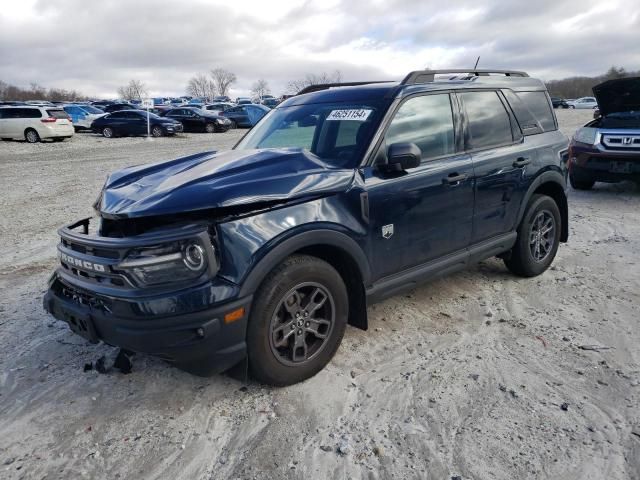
[0,80,88,102]
[3,66,635,102]
[545,66,637,98]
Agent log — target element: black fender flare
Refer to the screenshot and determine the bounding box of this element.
[238,229,371,298]
[516,170,569,242]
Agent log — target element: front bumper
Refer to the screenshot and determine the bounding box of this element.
[570,143,640,183]
[43,275,250,375]
[43,218,251,375]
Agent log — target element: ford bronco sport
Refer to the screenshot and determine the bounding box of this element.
[569,76,640,189]
[44,69,569,386]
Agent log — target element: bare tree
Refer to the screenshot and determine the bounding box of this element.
[286,70,343,94]
[117,79,148,101]
[0,80,8,100]
[186,74,216,100]
[210,68,236,97]
[251,79,271,99]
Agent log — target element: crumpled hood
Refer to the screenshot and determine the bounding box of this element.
[593,76,640,116]
[98,149,355,219]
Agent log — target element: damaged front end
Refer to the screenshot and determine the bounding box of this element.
[43,215,251,376]
[44,147,357,374]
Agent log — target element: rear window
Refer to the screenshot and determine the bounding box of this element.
[46,109,69,119]
[459,91,513,149]
[517,91,556,132]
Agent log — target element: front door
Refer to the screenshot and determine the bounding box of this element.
[365,93,474,280]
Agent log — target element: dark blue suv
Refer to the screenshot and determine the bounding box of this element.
[44,69,569,385]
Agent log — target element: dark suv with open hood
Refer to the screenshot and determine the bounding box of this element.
[44,69,569,385]
[569,77,640,189]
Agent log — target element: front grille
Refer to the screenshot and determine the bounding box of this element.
[602,134,640,150]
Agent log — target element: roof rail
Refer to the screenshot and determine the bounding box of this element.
[401,69,529,85]
[296,81,393,96]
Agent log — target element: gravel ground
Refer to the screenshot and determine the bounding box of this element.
[0,110,639,480]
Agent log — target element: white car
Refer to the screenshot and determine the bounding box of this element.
[568,97,598,109]
[0,106,74,142]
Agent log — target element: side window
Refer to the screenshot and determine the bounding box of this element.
[384,94,456,161]
[517,91,556,132]
[0,108,6,119]
[459,91,513,149]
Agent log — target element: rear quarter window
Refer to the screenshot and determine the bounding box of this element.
[516,91,557,132]
[13,108,42,119]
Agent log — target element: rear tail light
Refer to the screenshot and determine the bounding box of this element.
[41,117,57,123]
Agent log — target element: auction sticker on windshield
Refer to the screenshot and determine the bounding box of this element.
[326,109,372,121]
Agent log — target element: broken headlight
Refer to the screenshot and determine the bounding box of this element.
[118,239,215,286]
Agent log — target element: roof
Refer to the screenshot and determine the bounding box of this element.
[281,69,547,107]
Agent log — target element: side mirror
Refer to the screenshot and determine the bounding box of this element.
[382,142,421,172]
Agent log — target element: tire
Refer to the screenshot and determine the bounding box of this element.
[24,128,40,143]
[504,194,561,278]
[205,123,216,133]
[247,255,349,386]
[228,120,237,130]
[569,172,595,190]
[151,125,164,137]
[102,127,114,138]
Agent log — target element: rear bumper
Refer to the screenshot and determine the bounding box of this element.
[570,144,640,182]
[40,124,74,138]
[44,273,251,375]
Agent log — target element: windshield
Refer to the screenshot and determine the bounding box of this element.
[235,101,383,168]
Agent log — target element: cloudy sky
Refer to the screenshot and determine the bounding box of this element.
[0,0,639,98]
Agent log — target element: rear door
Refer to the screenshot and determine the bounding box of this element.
[0,108,11,137]
[46,109,72,133]
[366,93,474,279]
[458,90,531,244]
[123,111,146,134]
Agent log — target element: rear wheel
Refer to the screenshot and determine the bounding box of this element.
[228,120,237,130]
[504,194,561,277]
[25,128,40,143]
[569,172,595,190]
[102,127,114,138]
[247,255,348,386]
[205,122,216,133]
[151,125,164,137]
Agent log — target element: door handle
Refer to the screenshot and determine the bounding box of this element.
[443,173,468,185]
[513,157,531,168]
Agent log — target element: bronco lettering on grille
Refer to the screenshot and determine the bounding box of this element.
[59,252,107,272]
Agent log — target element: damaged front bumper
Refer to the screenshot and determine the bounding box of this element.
[43,218,251,375]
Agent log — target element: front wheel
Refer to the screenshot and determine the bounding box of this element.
[504,194,561,277]
[228,120,237,130]
[569,172,595,190]
[151,125,164,137]
[205,122,216,133]
[247,255,348,386]
[102,127,114,138]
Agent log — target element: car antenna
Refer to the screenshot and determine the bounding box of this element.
[474,56,480,69]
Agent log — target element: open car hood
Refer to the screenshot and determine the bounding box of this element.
[593,77,640,116]
[98,149,355,219]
